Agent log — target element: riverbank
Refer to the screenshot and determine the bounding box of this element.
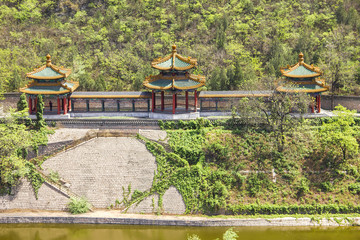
[0,210,360,227]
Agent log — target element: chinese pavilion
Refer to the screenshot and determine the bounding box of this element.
[143,45,206,114]
[19,54,79,115]
[277,52,329,113]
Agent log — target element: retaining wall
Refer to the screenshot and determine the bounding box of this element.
[0,213,358,226]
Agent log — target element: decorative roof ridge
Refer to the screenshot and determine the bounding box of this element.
[26,54,72,79]
[280,53,322,77]
[151,45,197,70]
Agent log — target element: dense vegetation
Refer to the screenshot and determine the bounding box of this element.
[129,105,360,215]
[0,100,50,196]
[0,0,359,95]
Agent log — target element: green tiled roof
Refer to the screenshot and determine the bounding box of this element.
[148,79,173,88]
[174,57,191,68]
[286,65,318,77]
[175,79,199,87]
[32,67,63,77]
[24,85,69,93]
[156,58,173,68]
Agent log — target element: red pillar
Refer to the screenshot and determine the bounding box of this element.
[28,96,32,114]
[317,95,321,113]
[68,97,71,112]
[161,91,164,111]
[185,91,189,111]
[151,90,155,112]
[34,96,38,113]
[63,97,67,114]
[172,93,176,114]
[154,91,156,110]
[175,93,177,108]
[57,97,61,114]
[194,90,198,112]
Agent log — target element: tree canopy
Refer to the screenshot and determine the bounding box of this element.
[0,0,359,93]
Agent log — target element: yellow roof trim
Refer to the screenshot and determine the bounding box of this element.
[276,86,329,93]
[19,88,71,95]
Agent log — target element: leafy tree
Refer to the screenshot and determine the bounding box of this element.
[234,88,310,152]
[0,110,31,192]
[35,95,46,129]
[17,93,28,112]
[318,105,359,168]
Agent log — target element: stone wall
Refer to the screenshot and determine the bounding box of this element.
[0,92,21,112]
[322,95,360,112]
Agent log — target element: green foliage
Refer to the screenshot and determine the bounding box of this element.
[295,177,310,197]
[0,108,49,195]
[223,228,238,240]
[348,183,360,195]
[17,93,28,111]
[136,120,360,215]
[1,0,358,94]
[234,92,310,152]
[228,204,360,215]
[68,197,91,214]
[35,95,46,130]
[168,130,205,165]
[48,170,60,183]
[318,105,359,168]
[247,173,271,197]
[158,118,214,130]
[25,162,44,199]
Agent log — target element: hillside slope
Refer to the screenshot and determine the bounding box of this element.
[0,0,359,94]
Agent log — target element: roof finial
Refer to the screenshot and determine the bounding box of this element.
[46,54,51,67]
[172,44,177,53]
[299,52,304,63]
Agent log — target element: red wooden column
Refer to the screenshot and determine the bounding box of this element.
[317,95,321,113]
[175,93,177,108]
[68,97,71,112]
[172,93,176,114]
[185,91,189,111]
[34,96,38,113]
[28,96,32,114]
[151,90,155,112]
[63,97,68,114]
[57,96,61,114]
[161,91,164,111]
[194,90,198,112]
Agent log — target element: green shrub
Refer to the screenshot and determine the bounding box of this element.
[247,173,270,197]
[68,197,91,214]
[320,181,334,192]
[348,183,360,194]
[295,177,310,197]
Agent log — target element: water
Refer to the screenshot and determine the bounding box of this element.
[0,224,360,240]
